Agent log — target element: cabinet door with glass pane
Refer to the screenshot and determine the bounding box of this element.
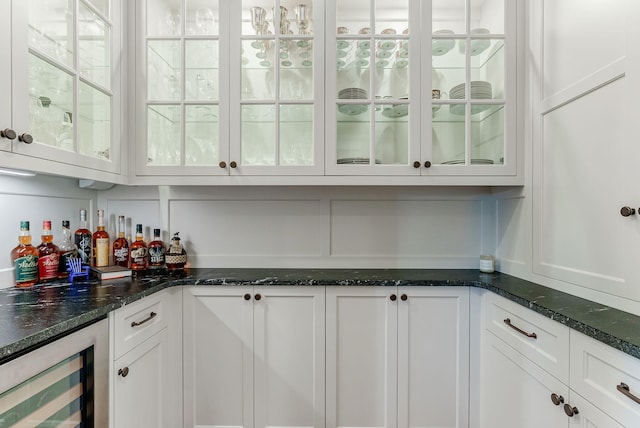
[135,0,228,176]
[326,0,420,176]
[229,0,324,175]
[11,0,122,174]
[428,0,517,177]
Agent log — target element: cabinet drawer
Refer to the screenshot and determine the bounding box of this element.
[484,293,570,383]
[570,330,640,427]
[112,291,168,359]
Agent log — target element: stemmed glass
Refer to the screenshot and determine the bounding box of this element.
[166,8,181,35]
[195,8,216,35]
[294,4,310,47]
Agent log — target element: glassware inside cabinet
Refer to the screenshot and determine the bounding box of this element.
[187,0,219,36]
[147,0,183,36]
[147,105,181,166]
[186,40,219,101]
[148,40,182,101]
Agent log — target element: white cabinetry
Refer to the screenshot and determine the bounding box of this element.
[326,286,469,428]
[109,288,182,428]
[182,285,325,428]
[481,292,626,428]
[3,0,124,182]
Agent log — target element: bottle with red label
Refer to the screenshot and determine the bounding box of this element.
[37,220,60,282]
[129,224,148,271]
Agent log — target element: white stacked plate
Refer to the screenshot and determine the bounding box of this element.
[442,158,494,165]
[338,87,369,115]
[449,81,492,99]
[337,157,382,164]
[432,29,455,56]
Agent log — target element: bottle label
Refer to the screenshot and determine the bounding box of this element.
[95,238,109,267]
[58,250,76,275]
[148,246,166,266]
[75,233,92,264]
[14,255,38,284]
[39,253,60,280]
[114,247,129,264]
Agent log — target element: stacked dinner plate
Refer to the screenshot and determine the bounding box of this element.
[338,87,369,115]
[449,80,492,115]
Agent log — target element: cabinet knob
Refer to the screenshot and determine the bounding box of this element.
[400,294,408,301]
[620,206,636,217]
[118,367,129,378]
[219,161,227,168]
[244,293,251,301]
[390,294,397,301]
[413,161,421,168]
[255,293,262,301]
[18,133,33,144]
[424,161,432,168]
[563,403,579,417]
[1,128,16,140]
[230,161,237,168]
[550,393,564,406]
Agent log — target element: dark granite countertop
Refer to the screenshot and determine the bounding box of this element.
[1,268,639,364]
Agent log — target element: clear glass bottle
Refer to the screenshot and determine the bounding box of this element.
[130,224,148,271]
[11,221,39,287]
[74,209,92,264]
[166,232,187,271]
[37,220,60,282]
[148,228,166,271]
[112,215,130,267]
[57,220,76,278]
[92,209,110,267]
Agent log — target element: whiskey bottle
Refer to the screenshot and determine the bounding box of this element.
[11,221,39,287]
[92,209,110,267]
[148,228,166,270]
[57,220,76,278]
[129,224,148,271]
[166,232,187,271]
[112,215,130,267]
[74,209,92,264]
[37,220,60,282]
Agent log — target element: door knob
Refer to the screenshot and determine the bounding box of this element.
[118,367,129,377]
[413,161,420,168]
[1,128,16,140]
[620,206,636,217]
[219,161,227,168]
[550,393,564,406]
[390,294,397,301]
[244,293,251,301]
[423,161,432,168]
[254,293,262,300]
[18,133,33,144]
[400,294,408,301]
[563,403,578,417]
[230,161,237,168]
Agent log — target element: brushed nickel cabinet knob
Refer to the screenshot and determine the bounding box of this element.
[1,128,16,140]
[620,206,636,217]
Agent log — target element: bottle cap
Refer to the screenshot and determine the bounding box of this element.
[42,220,52,230]
[62,220,70,228]
[154,228,161,236]
[20,221,30,231]
[136,224,143,233]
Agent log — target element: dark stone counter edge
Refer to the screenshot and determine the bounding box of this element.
[2,271,640,363]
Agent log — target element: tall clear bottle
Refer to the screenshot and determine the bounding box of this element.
[112,215,130,267]
[92,209,110,267]
[57,220,76,278]
[129,224,148,271]
[37,220,60,282]
[74,209,92,264]
[11,221,39,287]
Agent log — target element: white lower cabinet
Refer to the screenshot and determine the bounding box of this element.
[109,288,182,428]
[326,286,470,428]
[182,285,325,428]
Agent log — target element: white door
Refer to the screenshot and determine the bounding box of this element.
[183,286,254,428]
[326,286,398,428]
[480,332,568,428]
[112,328,170,428]
[531,0,640,301]
[397,287,469,428]
[253,286,325,428]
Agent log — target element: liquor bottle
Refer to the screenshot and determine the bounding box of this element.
[129,224,148,271]
[166,232,187,271]
[92,209,110,267]
[148,228,166,271]
[57,220,76,278]
[37,220,60,282]
[11,221,39,287]
[74,209,92,265]
[112,215,130,267]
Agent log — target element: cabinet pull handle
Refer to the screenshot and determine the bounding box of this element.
[255,293,262,301]
[131,311,157,327]
[620,206,636,217]
[617,382,640,405]
[1,128,16,140]
[244,293,251,301]
[18,133,33,144]
[563,403,579,417]
[118,367,129,377]
[390,294,397,301]
[400,294,408,301]
[503,318,537,339]
[550,393,564,406]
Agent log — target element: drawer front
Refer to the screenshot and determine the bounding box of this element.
[112,291,168,359]
[570,330,640,427]
[485,293,570,382]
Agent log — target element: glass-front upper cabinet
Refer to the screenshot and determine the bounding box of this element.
[229,0,324,175]
[10,0,122,175]
[326,0,517,177]
[136,0,227,176]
